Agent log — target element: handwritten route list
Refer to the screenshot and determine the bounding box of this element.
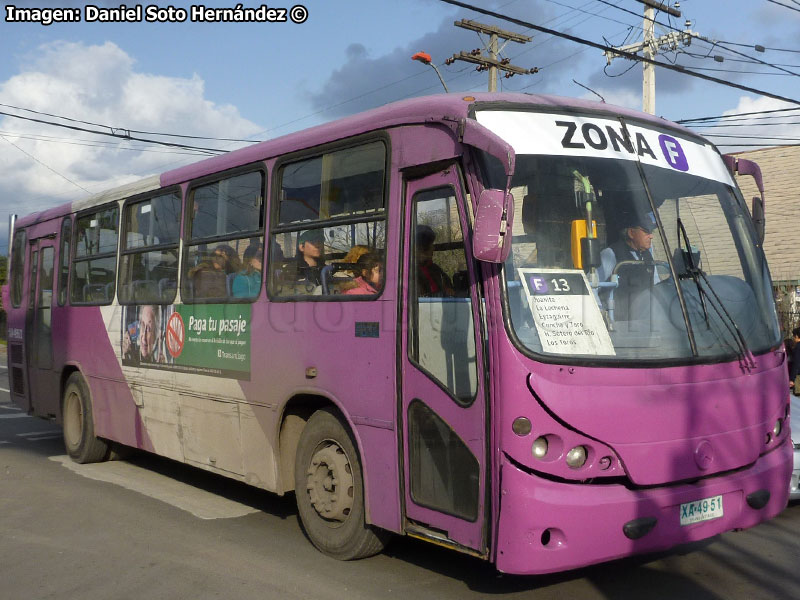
[518,268,615,356]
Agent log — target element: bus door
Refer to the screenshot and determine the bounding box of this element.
[400,168,488,555]
[24,238,58,416]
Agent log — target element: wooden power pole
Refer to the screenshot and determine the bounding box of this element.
[446,19,538,92]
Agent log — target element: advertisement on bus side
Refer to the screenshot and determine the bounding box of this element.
[121,304,251,379]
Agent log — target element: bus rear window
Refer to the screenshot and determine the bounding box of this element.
[10,229,26,308]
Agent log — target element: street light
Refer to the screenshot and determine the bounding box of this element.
[411,51,449,93]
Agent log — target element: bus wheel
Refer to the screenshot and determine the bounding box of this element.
[294,409,388,560]
[62,372,109,464]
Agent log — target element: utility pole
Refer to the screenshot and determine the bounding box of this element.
[642,3,656,115]
[604,0,694,114]
[446,19,537,92]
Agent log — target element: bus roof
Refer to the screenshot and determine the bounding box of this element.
[16,93,697,229]
[161,92,696,187]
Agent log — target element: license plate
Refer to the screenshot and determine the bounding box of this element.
[679,495,723,526]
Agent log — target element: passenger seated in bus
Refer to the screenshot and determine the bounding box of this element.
[188,251,228,298]
[232,244,263,298]
[343,252,384,296]
[292,229,326,287]
[416,225,454,297]
[122,304,165,364]
[213,244,241,275]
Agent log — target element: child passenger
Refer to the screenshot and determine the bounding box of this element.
[343,252,383,295]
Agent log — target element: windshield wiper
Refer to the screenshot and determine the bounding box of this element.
[677,218,756,369]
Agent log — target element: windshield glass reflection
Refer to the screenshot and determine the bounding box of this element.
[502,154,779,362]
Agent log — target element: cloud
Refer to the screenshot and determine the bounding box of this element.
[686,96,800,152]
[0,40,262,228]
[305,1,578,118]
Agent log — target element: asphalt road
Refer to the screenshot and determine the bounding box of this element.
[1,355,799,600]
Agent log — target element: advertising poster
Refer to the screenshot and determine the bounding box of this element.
[122,304,251,379]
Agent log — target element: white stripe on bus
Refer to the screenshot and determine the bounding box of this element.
[0,387,11,393]
[0,414,28,419]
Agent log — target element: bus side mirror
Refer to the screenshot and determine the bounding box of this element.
[752,195,765,244]
[724,155,766,244]
[473,189,514,263]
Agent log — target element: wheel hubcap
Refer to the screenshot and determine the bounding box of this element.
[306,442,354,522]
[64,390,83,451]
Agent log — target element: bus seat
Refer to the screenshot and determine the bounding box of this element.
[132,279,158,301]
[226,272,236,296]
[83,283,109,302]
[158,278,177,301]
[321,263,357,295]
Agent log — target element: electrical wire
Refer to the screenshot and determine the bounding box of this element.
[437,0,800,106]
[0,109,225,154]
[592,0,800,77]
[0,134,90,193]
[0,102,262,144]
[677,107,800,123]
[766,0,800,13]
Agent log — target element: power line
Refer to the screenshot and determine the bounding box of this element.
[0,109,225,154]
[594,0,800,77]
[713,40,800,54]
[0,134,89,193]
[766,0,800,13]
[0,129,214,156]
[437,0,800,106]
[677,106,800,123]
[0,102,261,144]
[691,120,800,128]
[702,133,800,141]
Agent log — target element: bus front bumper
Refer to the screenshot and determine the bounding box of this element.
[494,439,792,575]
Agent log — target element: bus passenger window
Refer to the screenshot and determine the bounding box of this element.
[119,192,180,305]
[182,170,265,303]
[71,205,119,305]
[58,217,71,306]
[270,141,387,300]
[10,229,26,308]
[270,222,386,298]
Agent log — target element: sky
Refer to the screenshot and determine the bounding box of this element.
[1,0,799,252]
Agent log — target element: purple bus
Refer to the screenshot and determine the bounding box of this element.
[3,93,792,574]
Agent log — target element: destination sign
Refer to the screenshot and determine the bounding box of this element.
[518,268,615,356]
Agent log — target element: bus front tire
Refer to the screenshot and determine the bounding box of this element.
[294,409,388,560]
[62,372,109,464]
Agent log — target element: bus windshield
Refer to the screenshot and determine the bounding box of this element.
[501,153,780,362]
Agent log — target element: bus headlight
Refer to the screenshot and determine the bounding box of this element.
[566,446,587,469]
[773,420,782,437]
[532,437,549,459]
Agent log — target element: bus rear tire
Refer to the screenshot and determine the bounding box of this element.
[294,409,388,560]
[62,372,109,464]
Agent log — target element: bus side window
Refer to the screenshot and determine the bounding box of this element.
[119,192,181,305]
[181,170,265,303]
[58,217,71,306]
[270,141,387,300]
[70,205,119,305]
[10,229,27,308]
